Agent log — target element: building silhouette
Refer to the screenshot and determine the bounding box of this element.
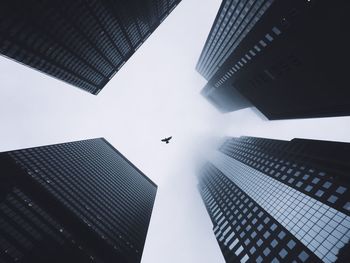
[196,0,350,119]
[0,138,157,263]
[0,0,181,94]
[198,136,350,262]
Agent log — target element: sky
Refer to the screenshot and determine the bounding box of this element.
[1,0,350,262]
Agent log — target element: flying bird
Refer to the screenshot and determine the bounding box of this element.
[161,136,172,144]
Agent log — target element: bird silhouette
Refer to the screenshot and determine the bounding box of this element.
[161,136,172,144]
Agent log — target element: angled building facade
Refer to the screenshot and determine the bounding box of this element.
[0,138,157,263]
[196,0,273,112]
[196,0,350,119]
[0,0,181,94]
[198,136,350,262]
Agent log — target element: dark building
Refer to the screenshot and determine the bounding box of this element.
[0,138,157,263]
[0,0,181,94]
[198,136,350,262]
[196,0,350,119]
[196,0,273,112]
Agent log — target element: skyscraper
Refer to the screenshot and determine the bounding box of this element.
[196,0,350,119]
[198,136,350,262]
[0,138,157,263]
[0,0,181,94]
[196,0,273,112]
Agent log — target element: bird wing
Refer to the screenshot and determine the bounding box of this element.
[167,136,172,140]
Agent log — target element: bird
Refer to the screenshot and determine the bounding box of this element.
[161,136,172,144]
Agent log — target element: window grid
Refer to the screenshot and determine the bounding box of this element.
[211,151,350,262]
[0,0,181,93]
[219,137,350,215]
[199,163,320,262]
[197,0,274,80]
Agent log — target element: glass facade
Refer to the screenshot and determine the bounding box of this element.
[0,138,157,263]
[196,0,273,80]
[0,0,181,94]
[198,136,350,262]
[209,24,281,90]
[196,0,350,119]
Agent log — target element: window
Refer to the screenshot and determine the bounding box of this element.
[318,172,326,177]
[251,231,257,238]
[305,185,313,192]
[235,245,243,256]
[279,248,287,258]
[263,231,271,239]
[298,251,309,262]
[257,239,263,247]
[294,171,301,177]
[229,239,239,250]
[327,195,338,203]
[225,232,235,244]
[249,246,256,254]
[241,254,249,263]
[263,247,271,256]
[336,186,347,194]
[315,190,324,197]
[312,178,320,184]
[323,182,332,189]
[278,231,286,240]
[271,239,278,248]
[259,40,267,47]
[287,240,296,249]
[265,33,273,42]
[272,26,282,36]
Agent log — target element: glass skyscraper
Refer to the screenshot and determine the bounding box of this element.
[196,0,350,119]
[0,138,157,263]
[196,0,273,112]
[0,0,181,94]
[198,136,350,262]
[196,0,273,81]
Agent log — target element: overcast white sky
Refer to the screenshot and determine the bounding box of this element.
[1,0,350,262]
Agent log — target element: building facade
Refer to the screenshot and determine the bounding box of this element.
[0,138,157,263]
[196,0,273,112]
[0,0,181,94]
[196,0,350,119]
[198,136,350,262]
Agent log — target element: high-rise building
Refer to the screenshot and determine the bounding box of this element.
[0,138,157,263]
[196,0,274,112]
[0,0,181,94]
[196,0,350,119]
[198,136,350,262]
